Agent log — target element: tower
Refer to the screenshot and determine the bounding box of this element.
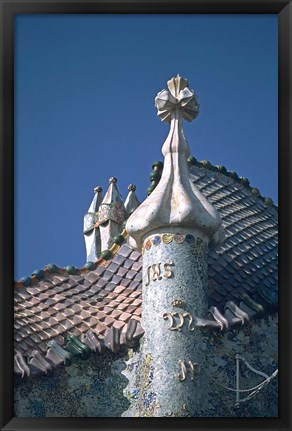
[125,75,225,416]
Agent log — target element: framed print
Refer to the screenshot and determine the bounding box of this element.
[0,1,291,430]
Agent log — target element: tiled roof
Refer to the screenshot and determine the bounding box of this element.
[14,163,278,378]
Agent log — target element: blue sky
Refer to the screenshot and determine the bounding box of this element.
[14,14,278,280]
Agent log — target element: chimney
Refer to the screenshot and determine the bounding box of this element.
[83,186,103,262]
[98,177,127,252]
[124,184,140,215]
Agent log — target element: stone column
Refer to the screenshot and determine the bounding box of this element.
[126,75,224,417]
[141,230,210,416]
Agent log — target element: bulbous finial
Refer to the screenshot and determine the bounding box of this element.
[94,186,102,193]
[128,184,136,192]
[109,177,117,184]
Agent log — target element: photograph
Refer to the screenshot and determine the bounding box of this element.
[13,12,279,419]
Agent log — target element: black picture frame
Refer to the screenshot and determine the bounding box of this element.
[0,1,291,430]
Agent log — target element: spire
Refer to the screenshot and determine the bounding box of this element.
[123,76,225,417]
[99,177,127,251]
[126,75,224,250]
[83,186,103,262]
[124,184,140,215]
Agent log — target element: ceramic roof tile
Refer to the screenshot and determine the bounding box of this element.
[128,280,141,290]
[107,300,120,308]
[133,308,142,317]
[37,331,50,342]
[109,309,123,319]
[116,303,129,311]
[87,317,101,328]
[105,291,119,299]
[102,270,114,281]
[129,291,142,299]
[125,304,139,314]
[94,266,108,276]
[103,316,116,326]
[132,298,142,306]
[17,340,30,352]
[88,285,102,295]
[112,253,127,265]
[16,291,32,301]
[107,298,120,308]
[117,267,128,277]
[134,272,142,282]
[106,262,120,273]
[80,278,93,289]
[229,290,242,300]
[49,274,71,284]
[123,259,135,269]
[120,278,131,287]
[125,270,137,280]
[111,274,123,284]
[96,278,107,288]
[130,250,142,261]
[121,297,135,304]
[91,322,107,334]
[86,272,101,283]
[131,261,142,271]
[61,308,75,318]
[119,312,132,322]
[209,290,226,305]
[113,320,126,330]
[118,244,133,258]
[104,282,117,292]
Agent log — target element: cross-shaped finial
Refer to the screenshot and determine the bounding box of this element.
[155,75,199,123]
